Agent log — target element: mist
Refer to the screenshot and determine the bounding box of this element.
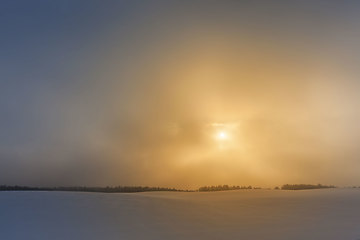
[1,1,360,188]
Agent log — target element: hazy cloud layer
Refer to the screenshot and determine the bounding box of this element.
[1,1,360,188]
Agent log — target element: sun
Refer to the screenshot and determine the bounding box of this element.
[216,131,228,141]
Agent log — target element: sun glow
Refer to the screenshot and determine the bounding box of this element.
[216,131,228,141]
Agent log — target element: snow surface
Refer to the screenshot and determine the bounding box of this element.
[1,189,360,240]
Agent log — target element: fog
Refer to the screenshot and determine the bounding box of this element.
[1,1,360,188]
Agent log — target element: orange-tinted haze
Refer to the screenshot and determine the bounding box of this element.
[2,1,360,188]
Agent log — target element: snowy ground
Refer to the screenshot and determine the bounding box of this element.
[1,189,360,240]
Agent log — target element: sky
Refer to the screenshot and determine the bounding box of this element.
[1,0,360,188]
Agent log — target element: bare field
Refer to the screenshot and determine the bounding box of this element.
[1,189,359,240]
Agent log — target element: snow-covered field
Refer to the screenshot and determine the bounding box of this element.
[1,189,359,240]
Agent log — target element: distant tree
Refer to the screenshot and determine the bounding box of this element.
[281,184,335,190]
[0,185,186,193]
[198,184,258,192]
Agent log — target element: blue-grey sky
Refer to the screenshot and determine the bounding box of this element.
[1,1,360,188]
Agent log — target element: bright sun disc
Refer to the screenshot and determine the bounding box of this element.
[216,131,228,140]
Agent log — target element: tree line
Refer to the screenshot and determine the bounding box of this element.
[198,185,254,192]
[281,184,336,190]
[0,184,338,193]
[0,185,187,193]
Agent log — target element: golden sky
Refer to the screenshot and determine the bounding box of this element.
[1,1,360,188]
